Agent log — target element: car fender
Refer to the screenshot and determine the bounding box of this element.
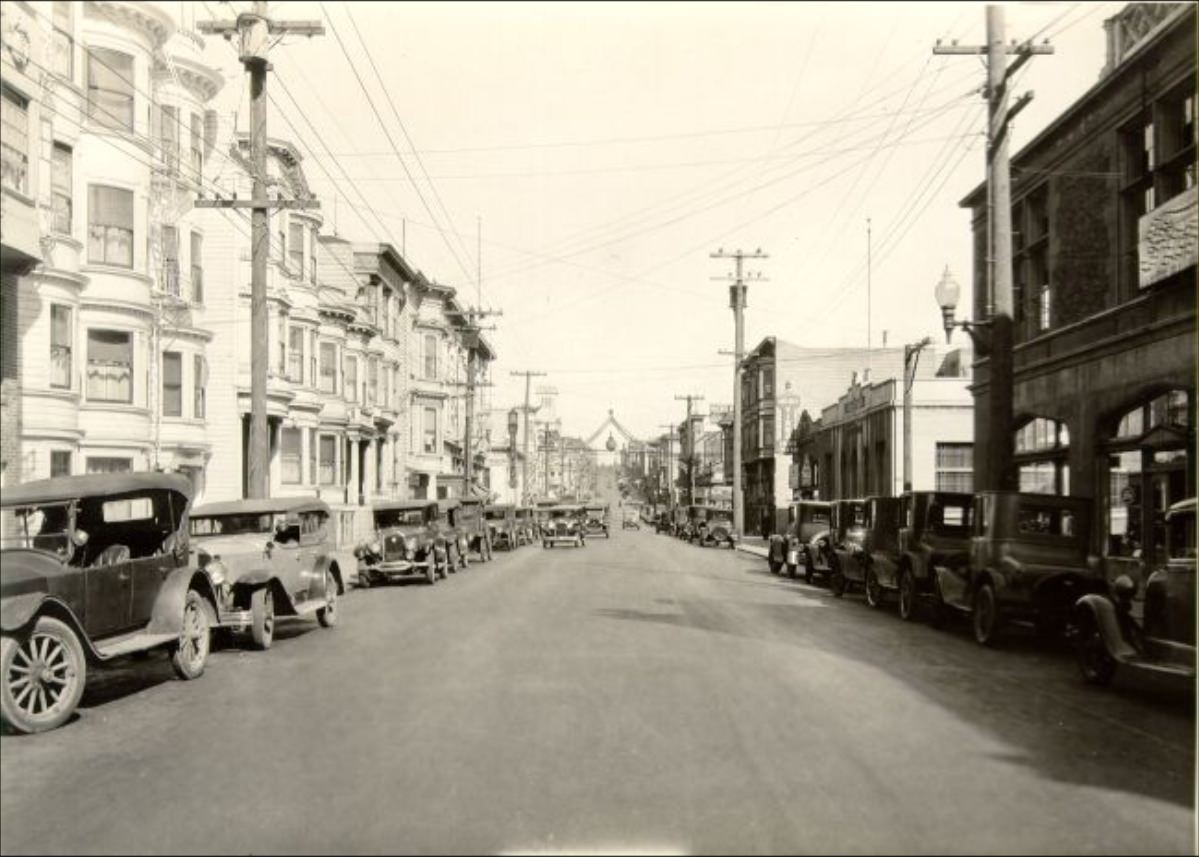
[147,568,220,636]
[314,555,345,594]
[1074,594,1138,662]
[0,594,111,663]
[229,572,298,616]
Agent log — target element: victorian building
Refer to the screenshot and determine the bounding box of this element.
[960,2,1195,584]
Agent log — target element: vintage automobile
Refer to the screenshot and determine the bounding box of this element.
[485,504,520,551]
[451,498,493,563]
[582,504,611,538]
[622,510,641,530]
[694,506,738,549]
[671,506,689,538]
[892,491,974,622]
[653,511,672,534]
[1,473,217,734]
[189,497,344,650]
[855,496,905,609]
[827,499,870,598]
[680,505,706,542]
[541,505,586,548]
[515,506,536,547]
[355,500,449,586]
[768,500,832,581]
[929,491,1102,646]
[1073,497,1196,687]
[436,499,471,571]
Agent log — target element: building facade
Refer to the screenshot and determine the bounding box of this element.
[961,2,1195,583]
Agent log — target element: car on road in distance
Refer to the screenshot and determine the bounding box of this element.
[933,491,1102,646]
[436,499,470,571]
[653,511,672,534]
[189,497,344,650]
[622,509,641,530]
[893,491,974,622]
[768,500,832,580]
[451,498,493,563]
[583,504,610,538]
[355,500,447,586]
[1073,497,1195,687]
[828,499,870,598]
[1,472,217,734]
[671,506,689,538]
[514,506,536,547]
[541,505,586,548]
[485,504,520,551]
[681,505,706,543]
[694,506,738,549]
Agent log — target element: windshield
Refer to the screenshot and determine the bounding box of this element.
[0,502,74,556]
[549,510,574,519]
[1016,505,1080,538]
[709,511,733,523]
[801,508,830,525]
[191,514,276,536]
[485,510,509,520]
[375,509,427,528]
[928,500,971,535]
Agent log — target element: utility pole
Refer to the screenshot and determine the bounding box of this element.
[657,423,676,508]
[866,217,872,379]
[535,419,559,498]
[459,307,501,494]
[510,370,546,503]
[934,7,1052,491]
[197,3,323,499]
[903,337,932,493]
[674,394,705,505]
[710,248,768,534]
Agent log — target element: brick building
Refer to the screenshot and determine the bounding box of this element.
[960,3,1196,585]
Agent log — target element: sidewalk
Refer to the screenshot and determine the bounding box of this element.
[735,536,769,558]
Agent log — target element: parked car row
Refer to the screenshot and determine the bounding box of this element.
[354,498,497,587]
[0,474,345,735]
[652,504,739,549]
[765,490,1196,690]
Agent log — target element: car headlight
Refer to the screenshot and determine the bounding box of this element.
[370,541,381,555]
[206,558,228,587]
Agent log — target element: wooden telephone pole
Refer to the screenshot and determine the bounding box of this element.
[510,370,547,503]
[934,6,1052,491]
[197,3,323,499]
[674,394,705,505]
[710,249,767,534]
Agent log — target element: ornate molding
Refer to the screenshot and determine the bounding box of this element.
[154,53,224,103]
[85,1,174,50]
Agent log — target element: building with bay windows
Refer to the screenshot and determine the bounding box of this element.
[960,2,1196,586]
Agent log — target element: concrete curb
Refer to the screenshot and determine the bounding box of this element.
[735,542,769,559]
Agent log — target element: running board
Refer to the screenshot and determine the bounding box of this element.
[95,631,178,660]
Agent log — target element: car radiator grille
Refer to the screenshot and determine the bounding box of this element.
[383,534,406,560]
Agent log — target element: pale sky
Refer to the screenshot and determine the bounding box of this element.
[200,0,1125,441]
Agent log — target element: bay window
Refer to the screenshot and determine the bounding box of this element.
[1,85,29,195]
[86,329,132,403]
[88,185,134,267]
[51,143,73,234]
[162,351,182,417]
[281,428,301,484]
[50,305,72,389]
[87,47,134,132]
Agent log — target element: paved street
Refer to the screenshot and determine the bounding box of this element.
[1,529,1194,856]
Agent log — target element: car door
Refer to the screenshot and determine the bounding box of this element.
[129,491,184,626]
[83,498,136,637]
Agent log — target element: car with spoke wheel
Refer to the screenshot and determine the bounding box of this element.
[485,504,520,551]
[892,492,974,623]
[1,473,218,734]
[355,500,446,586]
[768,500,831,580]
[694,505,738,549]
[582,504,611,538]
[541,505,586,548]
[827,499,870,599]
[451,498,493,563]
[189,497,344,651]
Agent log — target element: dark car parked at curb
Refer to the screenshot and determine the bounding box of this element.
[932,491,1103,646]
[451,498,493,563]
[694,506,738,549]
[583,504,610,538]
[355,500,447,586]
[436,499,470,571]
[1,473,217,734]
[768,500,832,581]
[486,504,520,551]
[189,497,344,650]
[856,496,905,609]
[1073,497,1195,687]
[654,511,672,534]
[828,499,870,599]
[542,505,585,548]
[893,491,974,622]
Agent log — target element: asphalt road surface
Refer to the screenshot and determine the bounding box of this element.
[2,528,1194,855]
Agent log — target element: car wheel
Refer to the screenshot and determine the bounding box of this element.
[1,618,87,735]
[317,572,338,628]
[786,563,797,579]
[767,558,782,575]
[170,589,211,680]
[865,568,882,609]
[972,582,1000,646]
[357,569,372,589]
[830,562,846,598]
[458,547,469,570]
[436,554,449,580]
[425,563,436,585]
[897,568,915,622]
[803,552,815,585]
[250,587,275,650]
[1075,612,1116,686]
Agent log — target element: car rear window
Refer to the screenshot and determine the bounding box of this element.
[1017,506,1079,538]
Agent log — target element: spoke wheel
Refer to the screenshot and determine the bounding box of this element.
[1075,613,1117,686]
[250,587,275,650]
[972,582,1000,646]
[170,590,211,680]
[2,618,86,734]
[897,569,915,622]
[865,568,882,609]
[317,572,338,628]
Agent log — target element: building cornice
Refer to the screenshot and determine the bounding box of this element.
[85,1,174,50]
[154,53,224,103]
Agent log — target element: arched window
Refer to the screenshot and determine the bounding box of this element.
[1014,417,1069,495]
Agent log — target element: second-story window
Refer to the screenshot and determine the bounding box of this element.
[1,85,29,195]
[288,326,304,383]
[50,143,73,235]
[86,329,132,403]
[50,305,72,389]
[319,342,336,394]
[194,355,206,419]
[289,222,304,278]
[161,225,179,296]
[423,407,437,453]
[162,351,182,417]
[88,185,134,268]
[368,357,379,406]
[87,47,134,132]
[51,1,74,81]
[344,355,358,403]
[281,427,301,484]
[190,231,204,304]
[424,333,437,379]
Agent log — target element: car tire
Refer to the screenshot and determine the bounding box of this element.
[830,562,846,598]
[425,563,436,585]
[804,553,815,585]
[1075,612,1116,686]
[897,568,916,622]
[865,568,882,609]
[436,554,449,580]
[1,617,87,735]
[972,582,1000,646]
[458,547,469,570]
[317,572,338,628]
[170,589,211,680]
[768,558,782,575]
[358,570,372,589]
[786,563,797,579]
[250,587,275,650]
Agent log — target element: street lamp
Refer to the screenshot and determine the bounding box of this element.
[934,266,991,355]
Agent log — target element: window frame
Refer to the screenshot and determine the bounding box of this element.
[86,46,135,132]
[280,427,302,484]
[0,84,30,196]
[190,231,204,304]
[162,351,183,418]
[85,328,133,404]
[51,142,73,235]
[194,354,206,419]
[87,184,135,268]
[50,304,73,390]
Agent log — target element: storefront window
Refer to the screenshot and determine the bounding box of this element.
[1015,417,1069,495]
